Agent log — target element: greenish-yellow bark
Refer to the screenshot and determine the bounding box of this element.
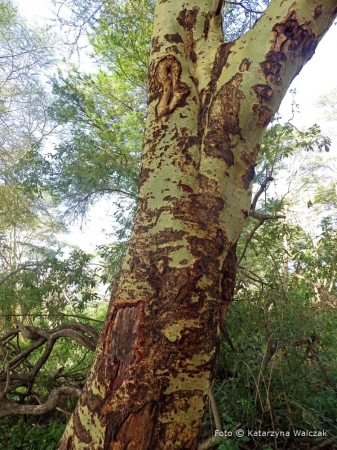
[58,0,337,449]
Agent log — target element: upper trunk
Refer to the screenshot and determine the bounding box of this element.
[58,0,337,449]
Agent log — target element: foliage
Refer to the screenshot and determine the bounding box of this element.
[206,123,337,449]
[0,416,66,450]
[317,87,337,122]
[0,2,109,431]
[44,66,142,222]
[23,0,154,229]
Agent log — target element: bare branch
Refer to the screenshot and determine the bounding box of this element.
[251,176,274,212]
[198,436,219,450]
[226,1,263,15]
[249,211,286,221]
[0,386,81,418]
[0,262,41,285]
[209,388,222,431]
[0,322,99,384]
[238,210,286,264]
[0,313,104,324]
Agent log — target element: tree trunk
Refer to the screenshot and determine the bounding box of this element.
[58,0,337,448]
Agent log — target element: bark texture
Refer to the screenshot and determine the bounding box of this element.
[58,0,337,449]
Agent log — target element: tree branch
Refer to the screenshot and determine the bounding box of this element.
[209,388,222,431]
[0,386,82,418]
[249,211,285,221]
[251,176,274,212]
[198,436,219,450]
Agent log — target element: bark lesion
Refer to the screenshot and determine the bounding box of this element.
[177,7,199,62]
[203,73,244,164]
[272,10,317,57]
[151,55,190,119]
[99,302,145,391]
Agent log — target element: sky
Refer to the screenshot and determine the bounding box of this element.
[14,0,337,251]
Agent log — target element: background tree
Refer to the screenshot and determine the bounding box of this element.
[210,122,337,448]
[0,4,108,442]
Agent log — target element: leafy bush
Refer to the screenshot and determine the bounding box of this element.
[0,417,66,450]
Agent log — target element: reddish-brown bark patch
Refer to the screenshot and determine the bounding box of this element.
[189,258,206,278]
[313,4,323,18]
[213,228,227,257]
[260,50,287,85]
[211,42,234,83]
[177,7,199,31]
[72,411,92,444]
[177,8,199,62]
[138,167,151,189]
[107,402,157,450]
[198,173,218,192]
[240,150,258,189]
[151,36,161,54]
[242,165,255,189]
[175,129,200,164]
[171,194,225,228]
[215,73,244,134]
[203,11,212,39]
[204,128,234,164]
[204,73,244,164]
[252,83,274,101]
[272,11,317,58]
[253,104,274,128]
[166,45,180,54]
[239,58,251,72]
[164,33,183,43]
[220,243,237,318]
[179,182,194,193]
[99,302,145,391]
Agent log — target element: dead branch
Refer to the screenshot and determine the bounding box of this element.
[0,386,81,418]
[0,321,99,417]
[209,388,222,431]
[251,175,274,212]
[198,436,219,450]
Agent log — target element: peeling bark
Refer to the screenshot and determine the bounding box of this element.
[58,0,337,448]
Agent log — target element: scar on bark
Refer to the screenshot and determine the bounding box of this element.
[252,84,274,128]
[313,5,323,18]
[204,73,244,164]
[151,55,190,119]
[252,104,273,128]
[98,302,145,392]
[271,10,317,57]
[239,58,251,72]
[260,11,318,87]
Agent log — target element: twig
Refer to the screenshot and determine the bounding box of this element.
[226,1,263,14]
[251,176,274,211]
